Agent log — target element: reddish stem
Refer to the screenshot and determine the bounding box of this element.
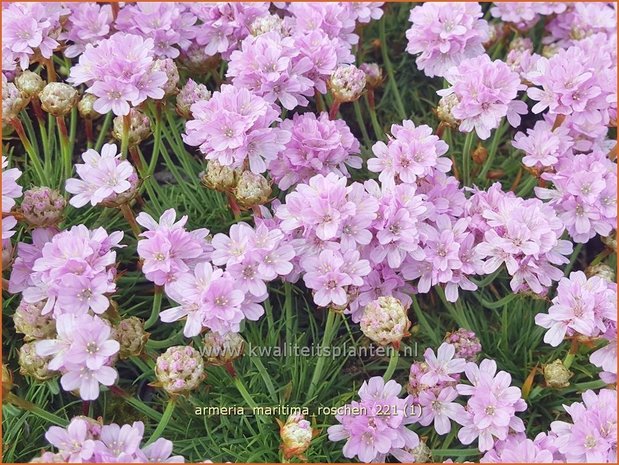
[226,193,241,219]
[45,58,56,82]
[328,100,341,120]
[31,98,45,122]
[56,116,69,141]
[85,119,94,145]
[111,2,120,21]
[119,203,142,239]
[10,118,33,152]
[129,146,144,171]
[367,88,376,110]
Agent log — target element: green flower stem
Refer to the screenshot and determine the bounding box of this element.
[145,331,184,350]
[144,286,163,330]
[10,117,46,184]
[307,310,339,400]
[353,100,371,148]
[68,106,78,163]
[516,175,537,197]
[56,116,71,180]
[379,18,406,120]
[383,348,399,381]
[284,282,293,349]
[478,120,506,181]
[233,377,269,425]
[109,386,162,421]
[120,114,130,159]
[145,398,176,445]
[461,131,475,187]
[7,392,68,426]
[119,203,142,239]
[364,94,383,140]
[563,243,583,277]
[95,113,113,152]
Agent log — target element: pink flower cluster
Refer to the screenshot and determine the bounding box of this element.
[545,3,617,48]
[550,389,617,462]
[183,84,290,174]
[469,183,573,294]
[68,32,167,115]
[36,314,118,400]
[536,150,617,243]
[2,155,22,239]
[406,2,489,78]
[59,3,113,58]
[481,433,556,463]
[268,112,362,190]
[9,225,123,317]
[535,271,616,348]
[136,209,211,290]
[1,2,65,72]
[368,120,451,188]
[327,377,419,463]
[66,143,138,208]
[438,54,527,140]
[453,359,527,452]
[115,3,197,59]
[490,3,566,30]
[512,120,574,169]
[38,417,184,462]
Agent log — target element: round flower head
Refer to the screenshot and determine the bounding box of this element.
[360,63,383,89]
[444,328,482,361]
[155,345,205,395]
[19,341,56,381]
[279,414,314,460]
[202,331,245,366]
[406,2,489,78]
[543,359,573,389]
[233,171,272,210]
[65,143,138,208]
[39,83,79,117]
[328,64,366,102]
[250,14,288,37]
[15,70,45,99]
[360,296,411,348]
[13,300,55,341]
[77,94,101,120]
[438,54,527,140]
[201,160,242,193]
[114,317,148,360]
[21,187,66,228]
[436,94,461,128]
[112,109,152,148]
[2,74,29,124]
[152,58,180,96]
[176,79,211,119]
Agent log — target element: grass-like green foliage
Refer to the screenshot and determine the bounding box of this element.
[2,3,615,462]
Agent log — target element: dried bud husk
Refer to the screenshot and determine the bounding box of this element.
[200,160,241,193]
[601,232,616,251]
[2,78,29,123]
[78,94,101,120]
[411,440,432,463]
[360,63,383,89]
[233,171,272,209]
[15,70,45,98]
[436,93,461,128]
[360,296,411,348]
[114,317,149,359]
[112,109,152,147]
[152,58,180,96]
[40,82,78,116]
[278,414,316,460]
[14,300,56,341]
[176,79,211,119]
[472,143,488,165]
[585,263,615,282]
[543,359,573,389]
[19,342,57,381]
[202,331,245,366]
[328,65,366,103]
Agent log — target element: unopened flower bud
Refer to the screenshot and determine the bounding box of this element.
[541,43,561,58]
[115,317,149,359]
[19,342,57,381]
[14,300,56,341]
[360,296,411,348]
[444,328,482,362]
[250,15,288,36]
[436,93,461,128]
[112,109,152,147]
[202,331,245,366]
[40,82,78,117]
[176,79,211,119]
[21,187,66,227]
[2,76,29,123]
[585,263,615,282]
[328,65,366,102]
[2,364,13,401]
[509,37,534,53]
[152,58,180,96]
[543,359,573,389]
[201,160,241,193]
[411,439,432,463]
[233,171,272,209]
[472,143,488,165]
[279,414,314,460]
[15,71,45,98]
[155,346,205,395]
[360,63,383,89]
[601,232,616,251]
[78,94,101,120]
[180,43,221,74]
